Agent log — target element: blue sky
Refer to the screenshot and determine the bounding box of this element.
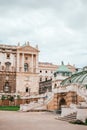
[0,0,87,68]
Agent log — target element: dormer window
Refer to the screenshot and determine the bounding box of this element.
[7,53,10,59]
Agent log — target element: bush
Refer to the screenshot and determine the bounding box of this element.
[1,95,6,100]
[8,96,14,102]
[71,119,84,125]
[0,106,20,111]
[85,118,87,124]
[75,120,84,124]
[17,95,20,99]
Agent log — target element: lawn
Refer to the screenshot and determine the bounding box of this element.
[0,106,20,111]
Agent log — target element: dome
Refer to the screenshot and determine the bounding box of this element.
[61,71,87,86]
[55,64,71,73]
[54,62,72,77]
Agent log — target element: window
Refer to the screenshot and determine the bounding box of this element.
[7,53,10,59]
[26,87,28,92]
[45,77,47,81]
[54,73,57,77]
[40,77,42,82]
[4,82,10,93]
[54,84,57,88]
[2,66,4,70]
[24,63,28,72]
[45,71,47,73]
[5,62,11,71]
[40,70,42,73]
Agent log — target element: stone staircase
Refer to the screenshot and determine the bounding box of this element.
[20,92,54,112]
[57,112,77,122]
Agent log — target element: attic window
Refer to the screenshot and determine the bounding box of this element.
[7,53,10,59]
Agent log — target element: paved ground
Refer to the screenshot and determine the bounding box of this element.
[0,111,87,130]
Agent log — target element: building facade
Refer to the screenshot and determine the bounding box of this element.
[0,44,16,93]
[0,43,39,96]
[39,62,58,82]
[0,43,76,96]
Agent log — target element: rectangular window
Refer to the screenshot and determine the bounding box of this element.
[7,53,10,59]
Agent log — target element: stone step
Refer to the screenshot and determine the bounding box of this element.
[57,112,77,122]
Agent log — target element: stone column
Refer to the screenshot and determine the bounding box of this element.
[17,52,19,72]
[22,53,24,72]
[31,54,33,73]
[36,54,38,73]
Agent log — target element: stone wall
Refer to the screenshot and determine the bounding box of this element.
[0,71,16,93]
[47,91,85,111]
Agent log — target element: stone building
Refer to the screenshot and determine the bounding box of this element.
[39,62,58,82]
[0,44,16,93]
[39,62,76,94]
[0,42,39,96]
[0,42,76,97]
[52,62,72,91]
[16,43,39,96]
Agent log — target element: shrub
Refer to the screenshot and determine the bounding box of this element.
[1,95,6,100]
[8,96,14,102]
[71,119,84,125]
[75,120,84,124]
[85,118,87,124]
[17,95,21,99]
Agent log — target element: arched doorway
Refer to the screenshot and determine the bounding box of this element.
[59,98,66,109]
[56,98,66,114]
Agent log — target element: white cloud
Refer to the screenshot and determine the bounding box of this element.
[0,0,87,68]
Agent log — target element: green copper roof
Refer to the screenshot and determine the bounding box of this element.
[55,65,71,73]
[61,71,87,86]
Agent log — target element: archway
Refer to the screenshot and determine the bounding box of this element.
[59,98,66,109]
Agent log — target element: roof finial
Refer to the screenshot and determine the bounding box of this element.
[61,61,64,65]
[18,42,20,46]
[27,41,30,46]
[36,44,38,49]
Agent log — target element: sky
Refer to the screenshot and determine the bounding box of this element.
[0,0,87,68]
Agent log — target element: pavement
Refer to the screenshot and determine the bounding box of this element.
[0,111,87,130]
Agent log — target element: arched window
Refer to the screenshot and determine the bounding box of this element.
[4,82,10,93]
[5,62,11,71]
[24,63,28,72]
